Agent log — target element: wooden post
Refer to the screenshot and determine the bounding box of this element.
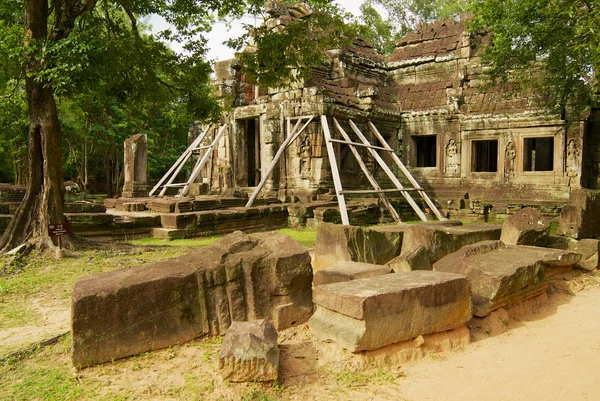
[245,116,314,207]
[322,116,350,225]
[349,119,429,222]
[368,121,446,221]
[333,118,401,223]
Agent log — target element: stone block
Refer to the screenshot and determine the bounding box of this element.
[401,223,501,262]
[500,207,550,246]
[71,231,313,367]
[433,240,581,317]
[72,262,203,368]
[313,262,392,286]
[548,236,600,271]
[313,222,404,271]
[558,189,600,239]
[309,271,471,352]
[387,245,432,272]
[218,320,279,382]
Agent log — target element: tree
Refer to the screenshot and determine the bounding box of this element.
[370,0,468,34]
[0,0,351,253]
[469,0,599,117]
[353,3,400,54]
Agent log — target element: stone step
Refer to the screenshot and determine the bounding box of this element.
[309,271,471,352]
[313,262,392,286]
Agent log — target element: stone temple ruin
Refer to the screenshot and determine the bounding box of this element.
[63,3,600,384]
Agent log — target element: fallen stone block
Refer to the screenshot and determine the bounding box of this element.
[309,271,471,352]
[433,241,581,317]
[218,320,279,382]
[386,245,432,272]
[313,222,405,270]
[401,223,501,263]
[500,207,549,246]
[71,231,313,367]
[547,236,599,271]
[313,262,392,286]
[558,188,600,239]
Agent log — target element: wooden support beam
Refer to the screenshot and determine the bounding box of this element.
[368,121,446,221]
[322,116,350,225]
[332,117,401,223]
[348,119,429,222]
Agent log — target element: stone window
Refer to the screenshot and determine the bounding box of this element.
[471,140,498,172]
[413,136,437,167]
[523,137,554,171]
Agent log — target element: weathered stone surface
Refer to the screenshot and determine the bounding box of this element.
[313,223,404,270]
[72,262,203,368]
[558,189,600,239]
[547,236,600,271]
[309,271,471,352]
[122,134,148,198]
[313,262,392,286]
[433,241,581,317]
[500,207,550,246]
[72,231,312,367]
[401,223,502,263]
[387,245,432,272]
[218,320,279,382]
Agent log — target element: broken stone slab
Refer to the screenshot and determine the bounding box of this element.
[387,245,432,272]
[500,207,550,246]
[313,262,392,286]
[218,320,279,382]
[309,271,471,352]
[71,231,313,367]
[433,240,581,317]
[547,236,599,271]
[558,189,600,239]
[401,223,502,263]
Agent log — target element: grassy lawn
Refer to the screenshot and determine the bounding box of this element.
[0,227,319,400]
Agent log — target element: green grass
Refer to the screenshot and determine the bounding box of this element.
[276,228,317,248]
[127,236,219,247]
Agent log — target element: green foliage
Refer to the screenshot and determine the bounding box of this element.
[469,0,600,117]
[370,0,468,34]
[352,3,400,54]
[230,1,357,87]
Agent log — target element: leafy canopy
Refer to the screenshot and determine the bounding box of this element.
[469,0,599,117]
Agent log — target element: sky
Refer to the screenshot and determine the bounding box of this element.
[149,0,370,63]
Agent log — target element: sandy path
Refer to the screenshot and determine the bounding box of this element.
[398,287,600,401]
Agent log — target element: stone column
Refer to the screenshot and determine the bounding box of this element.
[122,134,148,198]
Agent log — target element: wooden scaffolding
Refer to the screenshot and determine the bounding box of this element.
[246,115,445,225]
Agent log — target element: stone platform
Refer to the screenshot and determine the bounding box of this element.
[313,262,392,286]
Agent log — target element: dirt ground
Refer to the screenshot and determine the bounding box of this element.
[2,271,600,400]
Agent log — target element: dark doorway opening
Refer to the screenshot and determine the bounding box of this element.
[246,118,261,186]
[414,136,437,167]
[523,137,554,171]
[472,140,498,172]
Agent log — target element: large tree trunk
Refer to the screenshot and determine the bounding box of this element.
[0,0,65,252]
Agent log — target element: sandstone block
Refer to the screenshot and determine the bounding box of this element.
[309,271,471,352]
[387,245,432,272]
[71,231,313,367]
[313,262,392,286]
[434,241,581,317]
[500,207,550,246]
[313,223,404,270]
[558,189,600,239]
[218,320,279,382]
[401,223,501,262]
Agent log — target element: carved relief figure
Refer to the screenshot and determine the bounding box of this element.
[298,134,312,178]
[504,141,516,182]
[445,139,459,174]
[566,139,580,185]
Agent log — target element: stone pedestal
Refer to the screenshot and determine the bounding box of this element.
[122,134,148,198]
